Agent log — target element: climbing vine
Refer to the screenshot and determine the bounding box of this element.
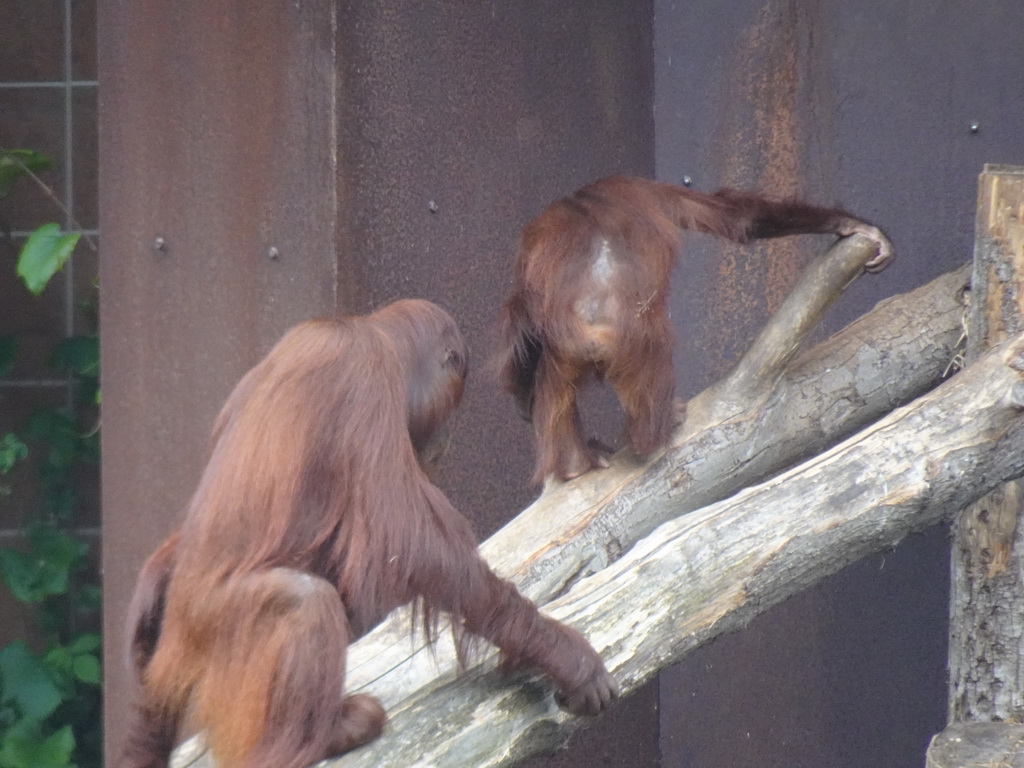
[0,148,101,768]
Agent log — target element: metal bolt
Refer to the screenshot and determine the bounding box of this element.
[681,175,693,187]
[267,246,280,261]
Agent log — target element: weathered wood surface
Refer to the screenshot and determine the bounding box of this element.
[926,722,1024,768]
[949,164,1024,723]
[312,329,1024,768]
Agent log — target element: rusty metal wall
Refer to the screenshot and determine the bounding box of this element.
[335,1,655,536]
[654,2,1024,766]
[99,1,659,765]
[100,0,348,760]
[334,4,662,765]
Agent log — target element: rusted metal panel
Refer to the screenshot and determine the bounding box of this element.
[100,1,658,765]
[99,0,343,759]
[336,1,656,534]
[655,2,1024,767]
[340,6,661,765]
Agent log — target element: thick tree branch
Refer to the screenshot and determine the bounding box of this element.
[702,231,891,413]
[506,257,970,604]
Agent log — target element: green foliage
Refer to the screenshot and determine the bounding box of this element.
[49,338,98,381]
[0,527,86,604]
[0,643,63,720]
[0,149,80,296]
[0,436,27,478]
[49,338,99,408]
[0,720,74,768]
[0,149,101,768]
[0,374,101,768]
[16,226,80,297]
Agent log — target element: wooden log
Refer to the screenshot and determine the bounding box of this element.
[926,722,1024,768]
[948,164,1024,723]
[695,228,894,416]
[310,329,1024,768]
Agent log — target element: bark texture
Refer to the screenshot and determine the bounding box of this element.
[927,722,1024,768]
[948,164,1024,723]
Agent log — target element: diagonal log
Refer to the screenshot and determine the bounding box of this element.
[322,328,1024,768]
[697,230,900,416]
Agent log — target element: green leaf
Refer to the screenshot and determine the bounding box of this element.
[38,725,75,768]
[66,636,99,657]
[0,550,37,603]
[0,150,51,198]
[0,435,28,475]
[0,528,84,603]
[34,526,85,559]
[74,586,101,614]
[41,648,71,681]
[0,643,63,720]
[69,656,99,686]
[0,337,16,379]
[23,410,78,470]
[49,337,98,379]
[29,527,84,592]
[0,718,74,768]
[16,225,79,296]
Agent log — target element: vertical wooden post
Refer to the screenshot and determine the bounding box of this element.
[928,164,1024,767]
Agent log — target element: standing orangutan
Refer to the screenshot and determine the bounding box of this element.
[496,175,894,483]
[118,300,617,768]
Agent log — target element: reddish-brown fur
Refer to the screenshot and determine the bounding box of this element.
[497,175,894,483]
[118,300,617,768]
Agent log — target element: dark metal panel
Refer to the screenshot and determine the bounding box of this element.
[654,1,1024,766]
[102,1,660,766]
[336,4,661,764]
[337,1,657,535]
[99,0,343,759]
